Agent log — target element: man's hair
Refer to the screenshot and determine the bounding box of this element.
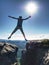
[19,16,22,18]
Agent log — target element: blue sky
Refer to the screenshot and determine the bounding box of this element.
[0,0,49,40]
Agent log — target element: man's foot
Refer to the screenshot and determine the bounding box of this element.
[8,36,11,39]
[25,38,27,41]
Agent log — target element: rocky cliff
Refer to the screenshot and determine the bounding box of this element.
[20,41,49,65]
[0,42,18,65]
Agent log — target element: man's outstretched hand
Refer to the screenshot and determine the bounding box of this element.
[8,16,12,18]
[29,16,31,18]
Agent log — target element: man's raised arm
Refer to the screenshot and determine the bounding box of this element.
[23,16,31,20]
[8,16,18,19]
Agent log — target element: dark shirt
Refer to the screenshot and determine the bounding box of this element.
[17,18,23,27]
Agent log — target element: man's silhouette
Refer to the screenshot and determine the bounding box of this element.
[8,16,31,41]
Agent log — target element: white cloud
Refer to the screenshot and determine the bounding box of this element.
[0,33,49,40]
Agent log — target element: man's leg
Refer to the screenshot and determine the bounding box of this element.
[8,27,18,39]
[20,28,27,41]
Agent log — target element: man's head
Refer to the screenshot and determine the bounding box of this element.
[19,16,22,19]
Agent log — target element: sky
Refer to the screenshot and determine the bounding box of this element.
[0,0,49,40]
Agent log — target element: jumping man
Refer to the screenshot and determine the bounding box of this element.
[8,16,31,41]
